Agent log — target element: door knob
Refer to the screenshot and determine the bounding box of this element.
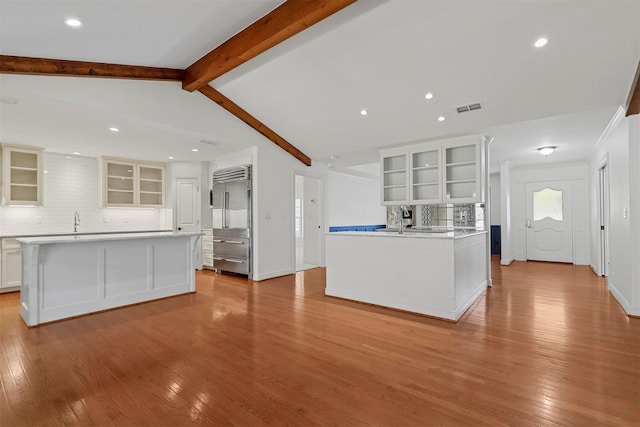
[178,227,182,231]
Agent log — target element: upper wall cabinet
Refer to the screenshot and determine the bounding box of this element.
[380,149,409,205]
[379,135,485,205]
[1,145,44,206]
[442,139,481,203]
[101,157,165,207]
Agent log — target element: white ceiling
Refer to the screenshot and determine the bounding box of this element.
[0,0,638,169]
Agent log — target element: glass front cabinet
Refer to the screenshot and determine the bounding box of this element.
[379,135,484,205]
[380,149,409,205]
[101,157,165,207]
[1,145,44,206]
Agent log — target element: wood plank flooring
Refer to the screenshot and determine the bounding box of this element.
[1,258,639,426]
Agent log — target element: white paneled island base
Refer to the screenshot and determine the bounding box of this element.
[18,232,201,326]
[325,231,488,321]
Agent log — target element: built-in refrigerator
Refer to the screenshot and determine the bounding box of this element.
[211,165,252,278]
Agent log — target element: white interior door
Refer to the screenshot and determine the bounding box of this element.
[294,174,323,271]
[599,163,610,276]
[176,178,200,233]
[525,180,573,263]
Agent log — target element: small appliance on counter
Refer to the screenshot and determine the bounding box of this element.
[211,165,252,279]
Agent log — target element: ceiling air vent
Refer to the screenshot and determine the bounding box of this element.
[456,102,482,113]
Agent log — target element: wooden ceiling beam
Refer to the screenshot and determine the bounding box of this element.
[199,85,311,166]
[182,0,357,92]
[626,60,640,116]
[0,55,185,81]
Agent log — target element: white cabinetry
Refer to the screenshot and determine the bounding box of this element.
[202,228,214,269]
[379,135,484,205]
[443,140,481,203]
[101,158,165,207]
[1,238,22,291]
[410,146,441,204]
[380,149,408,205]
[1,145,43,206]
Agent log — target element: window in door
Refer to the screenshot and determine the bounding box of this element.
[533,188,563,221]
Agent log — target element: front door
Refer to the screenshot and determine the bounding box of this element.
[176,178,200,233]
[525,180,573,263]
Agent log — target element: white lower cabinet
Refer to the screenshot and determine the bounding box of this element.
[202,229,214,269]
[1,238,22,291]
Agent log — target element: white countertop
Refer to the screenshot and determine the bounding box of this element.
[17,231,202,245]
[326,229,487,239]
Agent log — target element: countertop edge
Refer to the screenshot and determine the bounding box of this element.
[325,230,487,239]
[2,230,173,239]
[17,232,202,245]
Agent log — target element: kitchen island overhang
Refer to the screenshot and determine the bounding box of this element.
[18,232,201,327]
[325,230,488,321]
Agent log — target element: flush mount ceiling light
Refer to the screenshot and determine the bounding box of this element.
[537,146,556,156]
[109,127,119,132]
[64,17,82,27]
[425,92,434,100]
[534,37,549,48]
[437,116,446,122]
[360,109,367,116]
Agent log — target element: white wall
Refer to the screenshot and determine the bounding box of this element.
[0,152,171,236]
[489,173,501,226]
[303,175,322,265]
[509,162,589,265]
[589,108,639,315]
[253,143,301,280]
[325,163,386,228]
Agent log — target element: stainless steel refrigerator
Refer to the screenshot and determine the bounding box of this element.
[211,165,252,278]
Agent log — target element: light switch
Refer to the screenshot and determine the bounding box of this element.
[623,208,628,219]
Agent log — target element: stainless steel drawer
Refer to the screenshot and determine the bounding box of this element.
[213,257,249,275]
[214,239,249,259]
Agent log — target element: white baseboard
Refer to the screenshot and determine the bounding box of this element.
[500,258,514,266]
[608,282,640,316]
[253,268,295,281]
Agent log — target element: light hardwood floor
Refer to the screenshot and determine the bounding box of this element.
[1,257,639,426]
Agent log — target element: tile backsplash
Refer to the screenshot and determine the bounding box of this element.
[420,204,484,228]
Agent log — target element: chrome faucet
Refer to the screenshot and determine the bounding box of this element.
[397,206,408,234]
[73,211,80,232]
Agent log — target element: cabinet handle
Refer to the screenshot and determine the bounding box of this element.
[213,239,224,243]
[225,259,245,264]
[225,240,244,245]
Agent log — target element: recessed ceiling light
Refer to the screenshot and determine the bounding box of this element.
[191,148,199,152]
[537,146,556,156]
[534,37,549,48]
[73,152,80,155]
[64,18,82,27]
[437,116,446,122]
[425,93,434,100]
[360,109,367,116]
[109,127,119,132]
[44,170,49,174]
[168,156,175,160]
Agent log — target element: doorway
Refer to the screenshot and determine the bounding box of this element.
[175,178,200,233]
[525,180,573,263]
[294,174,323,271]
[598,161,610,276]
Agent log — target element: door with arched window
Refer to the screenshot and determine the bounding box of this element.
[525,180,573,263]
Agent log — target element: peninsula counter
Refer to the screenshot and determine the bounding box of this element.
[18,232,201,326]
[325,230,488,321]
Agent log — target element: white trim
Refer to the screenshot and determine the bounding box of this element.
[608,281,639,316]
[592,106,626,156]
[253,268,295,281]
[500,258,514,266]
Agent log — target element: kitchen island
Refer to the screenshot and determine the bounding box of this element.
[18,232,201,326]
[325,230,488,321]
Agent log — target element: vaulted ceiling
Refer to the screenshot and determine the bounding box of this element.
[1,0,639,172]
